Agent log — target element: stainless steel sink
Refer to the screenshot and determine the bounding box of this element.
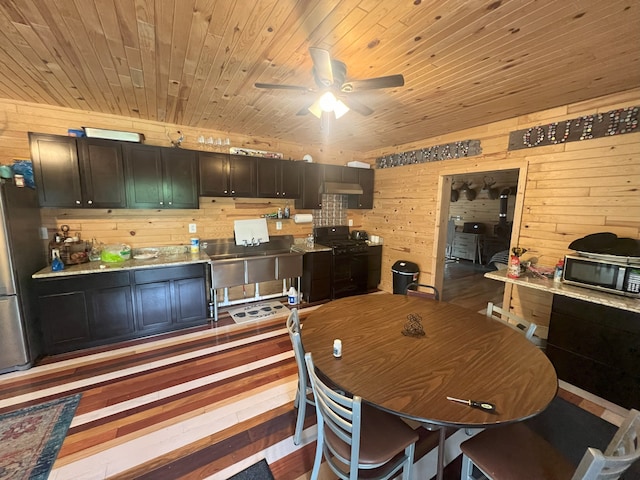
[209,249,293,260]
[203,235,295,260]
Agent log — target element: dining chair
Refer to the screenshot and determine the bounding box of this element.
[405,282,440,300]
[459,408,640,480]
[485,301,546,348]
[304,352,420,480]
[286,308,314,445]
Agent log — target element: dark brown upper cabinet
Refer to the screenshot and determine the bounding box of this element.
[256,158,301,199]
[295,162,325,209]
[347,168,374,209]
[199,152,256,197]
[295,163,374,210]
[124,144,198,209]
[29,133,126,208]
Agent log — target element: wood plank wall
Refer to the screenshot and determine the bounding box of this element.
[361,88,640,326]
[0,98,366,250]
[1,88,638,326]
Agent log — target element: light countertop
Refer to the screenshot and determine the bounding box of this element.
[33,250,211,279]
[485,270,640,313]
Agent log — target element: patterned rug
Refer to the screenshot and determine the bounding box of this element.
[0,394,81,480]
[228,459,275,480]
[228,300,289,324]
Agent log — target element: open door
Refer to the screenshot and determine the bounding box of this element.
[433,168,522,312]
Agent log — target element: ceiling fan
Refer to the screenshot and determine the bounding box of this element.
[254,47,404,121]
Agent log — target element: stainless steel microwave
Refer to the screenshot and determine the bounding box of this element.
[563,254,640,297]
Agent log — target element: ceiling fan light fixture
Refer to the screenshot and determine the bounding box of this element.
[310,91,349,119]
[308,99,323,118]
[334,99,349,119]
[318,91,338,112]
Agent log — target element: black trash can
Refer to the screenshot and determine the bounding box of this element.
[391,260,419,294]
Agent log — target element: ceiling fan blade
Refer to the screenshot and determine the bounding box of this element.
[341,74,405,92]
[340,96,374,116]
[254,82,311,91]
[296,99,316,116]
[309,47,333,87]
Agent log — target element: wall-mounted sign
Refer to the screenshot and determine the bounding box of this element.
[376,139,482,169]
[508,106,639,151]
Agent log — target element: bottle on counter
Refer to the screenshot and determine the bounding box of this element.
[284,203,290,219]
[306,233,314,249]
[288,286,298,305]
[51,249,64,271]
[277,207,283,219]
[553,259,564,282]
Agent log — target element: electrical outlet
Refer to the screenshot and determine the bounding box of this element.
[39,227,49,239]
[188,223,197,233]
[276,221,282,230]
[348,219,353,226]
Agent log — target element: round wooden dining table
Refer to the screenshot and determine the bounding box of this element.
[300,293,558,479]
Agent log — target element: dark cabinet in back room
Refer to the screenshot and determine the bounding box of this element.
[124,144,198,209]
[256,158,301,198]
[29,133,127,208]
[199,152,257,197]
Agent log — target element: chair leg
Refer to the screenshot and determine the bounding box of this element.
[460,454,476,480]
[403,442,416,480]
[293,395,306,445]
[310,419,325,480]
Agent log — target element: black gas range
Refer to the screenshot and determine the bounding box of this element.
[314,226,372,299]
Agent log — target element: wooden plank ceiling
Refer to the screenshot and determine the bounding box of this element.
[0,0,638,153]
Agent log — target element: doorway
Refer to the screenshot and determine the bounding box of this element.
[439,168,519,312]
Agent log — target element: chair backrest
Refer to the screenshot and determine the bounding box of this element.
[304,352,362,480]
[486,302,545,348]
[572,409,640,480]
[286,309,310,395]
[405,282,440,300]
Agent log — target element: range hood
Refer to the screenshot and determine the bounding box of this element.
[322,182,363,195]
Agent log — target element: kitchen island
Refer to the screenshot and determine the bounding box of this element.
[484,269,639,313]
[485,269,639,409]
[33,247,211,355]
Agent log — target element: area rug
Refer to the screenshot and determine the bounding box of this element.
[0,394,81,480]
[228,459,275,480]
[228,300,289,324]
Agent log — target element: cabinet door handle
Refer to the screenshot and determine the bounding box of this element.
[87,200,93,205]
[168,201,172,205]
[160,201,164,205]
[231,190,235,194]
[224,190,228,194]
[75,200,81,204]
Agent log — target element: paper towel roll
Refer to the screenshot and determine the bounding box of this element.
[293,214,313,224]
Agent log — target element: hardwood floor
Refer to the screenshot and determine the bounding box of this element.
[442,260,504,313]
[0,293,626,480]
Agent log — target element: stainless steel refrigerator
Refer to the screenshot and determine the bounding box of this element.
[0,180,47,373]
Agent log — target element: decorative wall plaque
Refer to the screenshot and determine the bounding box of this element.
[376,139,482,168]
[508,106,639,151]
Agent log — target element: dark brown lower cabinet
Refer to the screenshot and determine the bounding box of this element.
[301,250,332,303]
[366,245,382,291]
[37,264,207,355]
[546,295,640,410]
[133,265,207,334]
